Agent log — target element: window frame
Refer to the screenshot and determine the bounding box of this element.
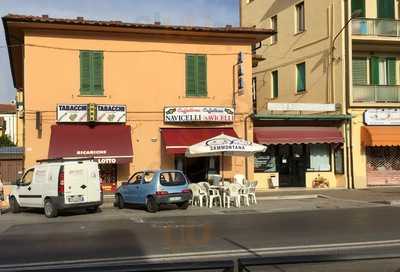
[270,15,278,44]
[296,62,306,93]
[334,147,345,175]
[185,54,208,97]
[271,70,279,98]
[295,2,305,33]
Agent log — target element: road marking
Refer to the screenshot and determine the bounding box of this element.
[2,239,400,271]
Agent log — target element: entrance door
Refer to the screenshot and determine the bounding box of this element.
[175,156,219,183]
[277,145,306,187]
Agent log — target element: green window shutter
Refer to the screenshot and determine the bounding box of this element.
[296,62,306,92]
[370,56,380,85]
[352,0,365,17]
[387,57,396,85]
[352,58,368,85]
[272,70,278,98]
[377,0,394,19]
[80,51,91,94]
[91,52,104,95]
[197,55,207,96]
[186,55,196,96]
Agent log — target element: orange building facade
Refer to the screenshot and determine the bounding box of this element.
[3,15,272,192]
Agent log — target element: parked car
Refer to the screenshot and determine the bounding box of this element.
[9,159,103,218]
[114,170,192,212]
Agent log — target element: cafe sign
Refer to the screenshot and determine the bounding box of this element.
[57,104,126,123]
[164,107,234,123]
[364,109,400,125]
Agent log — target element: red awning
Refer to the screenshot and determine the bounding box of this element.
[48,124,133,163]
[161,128,238,154]
[254,127,343,145]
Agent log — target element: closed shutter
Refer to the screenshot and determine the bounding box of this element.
[377,0,395,19]
[272,70,278,98]
[370,56,380,85]
[80,51,91,94]
[387,57,397,85]
[186,55,196,96]
[186,54,207,97]
[352,58,368,85]
[352,0,365,17]
[92,52,104,95]
[296,63,306,92]
[80,51,104,95]
[197,55,207,96]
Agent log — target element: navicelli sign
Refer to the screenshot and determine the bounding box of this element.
[164,107,235,123]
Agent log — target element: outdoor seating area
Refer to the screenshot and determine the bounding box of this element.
[188,174,258,209]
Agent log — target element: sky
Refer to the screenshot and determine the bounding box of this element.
[0,0,239,103]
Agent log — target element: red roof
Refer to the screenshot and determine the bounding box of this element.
[48,124,133,163]
[161,128,238,154]
[0,104,16,113]
[254,127,343,145]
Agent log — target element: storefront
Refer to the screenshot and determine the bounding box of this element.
[361,109,400,186]
[48,104,133,192]
[160,106,239,183]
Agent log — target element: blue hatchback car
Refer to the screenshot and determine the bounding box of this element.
[114,170,192,212]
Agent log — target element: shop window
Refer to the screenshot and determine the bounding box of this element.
[334,147,344,174]
[307,144,331,171]
[254,146,276,172]
[186,54,207,97]
[80,50,104,96]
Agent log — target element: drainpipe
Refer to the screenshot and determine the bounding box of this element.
[344,0,355,189]
[244,113,252,180]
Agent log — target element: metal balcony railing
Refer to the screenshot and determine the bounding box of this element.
[352,18,400,37]
[353,85,400,103]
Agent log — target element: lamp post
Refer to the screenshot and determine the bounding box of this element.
[331,9,362,56]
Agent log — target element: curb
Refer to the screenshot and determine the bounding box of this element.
[256,194,320,200]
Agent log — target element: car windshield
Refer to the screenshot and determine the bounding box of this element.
[159,171,187,186]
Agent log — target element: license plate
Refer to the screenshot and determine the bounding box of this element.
[170,196,182,201]
[68,195,84,203]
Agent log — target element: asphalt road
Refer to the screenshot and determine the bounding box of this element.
[1,206,400,271]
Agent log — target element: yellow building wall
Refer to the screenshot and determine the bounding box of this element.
[23,30,255,181]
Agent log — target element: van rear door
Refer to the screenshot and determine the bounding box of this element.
[64,162,100,204]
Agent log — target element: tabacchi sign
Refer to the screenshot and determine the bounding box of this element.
[57,104,126,123]
[164,107,234,123]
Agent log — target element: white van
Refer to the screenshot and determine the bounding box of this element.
[9,158,103,218]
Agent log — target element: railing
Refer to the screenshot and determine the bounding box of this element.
[352,18,400,37]
[353,85,400,103]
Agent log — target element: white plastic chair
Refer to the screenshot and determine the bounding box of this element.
[234,174,246,187]
[201,182,222,208]
[188,183,208,207]
[224,183,241,208]
[248,181,258,204]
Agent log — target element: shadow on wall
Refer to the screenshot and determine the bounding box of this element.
[261,0,298,22]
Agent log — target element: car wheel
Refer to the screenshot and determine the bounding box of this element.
[177,201,190,210]
[87,206,100,213]
[44,199,58,218]
[116,194,125,209]
[146,196,159,213]
[10,197,21,213]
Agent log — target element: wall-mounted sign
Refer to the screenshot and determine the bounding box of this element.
[364,109,400,125]
[96,104,126,123]
[57,104,88,122]
[164,107,234,123]
[267,103,337,112]
[57,104,126,123]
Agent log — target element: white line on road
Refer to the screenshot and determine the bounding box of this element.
[2,239,400,271]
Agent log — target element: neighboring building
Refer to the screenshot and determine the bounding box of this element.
[3,14,272,192]
[242,0,400,189]
[0,104,17,145]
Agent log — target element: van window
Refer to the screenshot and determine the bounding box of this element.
[21,169,34,186]
[160,172,187,186]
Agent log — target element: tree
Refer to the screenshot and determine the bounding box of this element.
[0,134,15,147]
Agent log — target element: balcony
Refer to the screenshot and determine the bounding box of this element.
[352,18,400,37]
[353,85,400,103]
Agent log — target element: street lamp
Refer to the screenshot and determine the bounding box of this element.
[331,9,362,53]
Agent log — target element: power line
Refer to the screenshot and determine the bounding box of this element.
[0,43,251,56]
